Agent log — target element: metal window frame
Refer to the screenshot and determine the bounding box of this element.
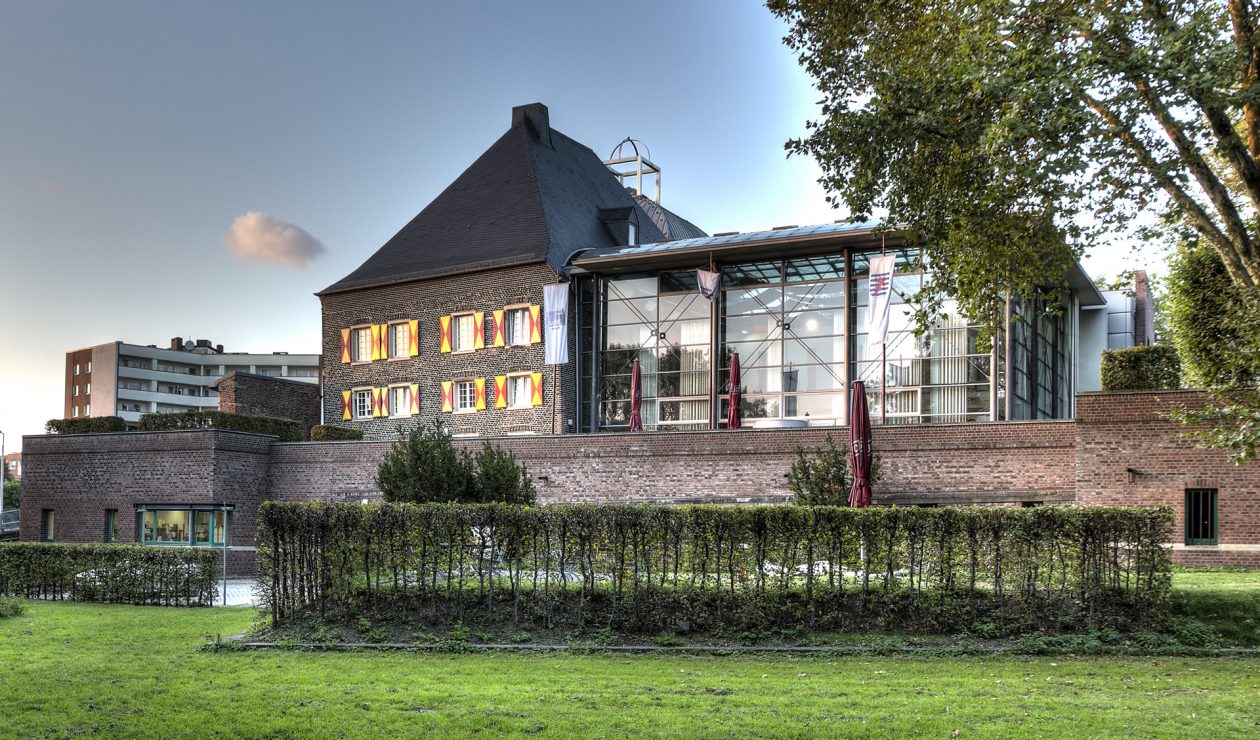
[1185,488,1219,545]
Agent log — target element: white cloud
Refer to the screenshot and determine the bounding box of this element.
[223,211,327,268]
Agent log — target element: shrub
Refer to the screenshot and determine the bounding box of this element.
[258,502,1172,634]
[310,425,364,442]
[138,410,303,441]
[1100,345,1181,391]
[787,435,880,506]
[0,542,218,606]
[2,480,18,511]
[468,443,536,505]
[0,595,24,619]
[376,421,535,504]
[45,416,127,434]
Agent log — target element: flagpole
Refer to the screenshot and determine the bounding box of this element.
[880,235,887,425]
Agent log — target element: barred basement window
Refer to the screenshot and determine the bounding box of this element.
[1185,488,1218,545]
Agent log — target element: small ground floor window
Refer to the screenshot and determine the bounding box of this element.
[41,509,55,541]
[1185,488,1218,545]
[138,507,229,547]
[105,509,118,543]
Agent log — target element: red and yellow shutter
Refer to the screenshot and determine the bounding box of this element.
[369,324,381,361]
[475,377,487,410]
[439,315,452,353]
[530,372,544,407]
[472,311,485,350]
[380,324,389,358]
[492,310,506,347]
[440,381,453,413]
[529,305,542,344]
[408,320,420,357]
[341,390,352,420]
[371,387,382,417]
[494,375,508,408]
[340,329,352,363]
[409,383,420,416]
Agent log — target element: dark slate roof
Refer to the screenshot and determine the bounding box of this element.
[633,193,708,241]
[319,104,684,295]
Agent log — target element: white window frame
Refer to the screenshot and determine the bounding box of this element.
[73,385,79,397]
[74,363,80,375]
[84,404,90,415]
[352,388,373,419]
[454,379,477,413]
[451,312,476,353]
[87,361,92,373]
[72,406,79,418]
[388,322,410,360]
[504,306,531,346]
[86,382,91,395]
[351,326,373,364]
[506,373,532,409]
[388,384,411,418]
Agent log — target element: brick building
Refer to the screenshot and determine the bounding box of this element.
[320,102,1117,441]
[18,390,1259,573]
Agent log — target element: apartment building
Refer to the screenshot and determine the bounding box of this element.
[64,338,320,425]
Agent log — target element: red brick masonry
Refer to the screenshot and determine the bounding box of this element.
[20,390,1260,569]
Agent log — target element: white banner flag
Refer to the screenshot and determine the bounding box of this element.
[697,269,720,300]
[543,283,569,365]
[867,255,896,347]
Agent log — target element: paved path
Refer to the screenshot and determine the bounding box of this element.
[215,578,259,607]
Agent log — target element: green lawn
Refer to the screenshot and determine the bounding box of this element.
[2,602,1259,737]
[1174,567,1260,592]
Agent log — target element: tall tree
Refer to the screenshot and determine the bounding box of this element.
[768,0,1260,314]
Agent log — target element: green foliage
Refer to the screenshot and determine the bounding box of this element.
[258,502,1172,634]
[376,421,475,503]
[45,416,126,434]
[1165,240,1259,388]
[787,435,881,506]
[468,443,536,505]
[309,425,365,442]
[1100,346,1181,391]
[138,410,304,441]
[0,595,23,619]
[2,480,18,511]
[767,0,1260,342]
[0,542,218,606]
[376,421,535,504]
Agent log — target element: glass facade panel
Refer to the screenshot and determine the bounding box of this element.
[585,245,1074,431]
[141,509,227,546]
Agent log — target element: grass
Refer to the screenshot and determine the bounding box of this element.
[3,601,1260,737]
[1172,567,1260,647]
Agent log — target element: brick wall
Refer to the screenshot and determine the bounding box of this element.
[19,430,272,575]
[270,421,1076,506]
[319,262,578,439]
[20,390,1260,570]
[1075,390,1260,565]
[216,372,321,438]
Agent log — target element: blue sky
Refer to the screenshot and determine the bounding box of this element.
[0,1,1155,451]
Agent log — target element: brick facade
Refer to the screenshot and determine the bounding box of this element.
[1075,390,1260,567]
[215,371,321,438]
[19,430,272,575]
[20,390,1260,570]
[319,262,578,439]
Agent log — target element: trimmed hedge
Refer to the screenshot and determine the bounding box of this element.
[45,416,127,434]
[1101,345,1181,391]
[139,410,303,441]
[0,542,219,606]
[259,503,1172,634]
[310,425,365,441]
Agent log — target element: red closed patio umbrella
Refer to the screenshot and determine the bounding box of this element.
[848,380,873,508]
[629,357,644,432]
[728,351,742,429]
